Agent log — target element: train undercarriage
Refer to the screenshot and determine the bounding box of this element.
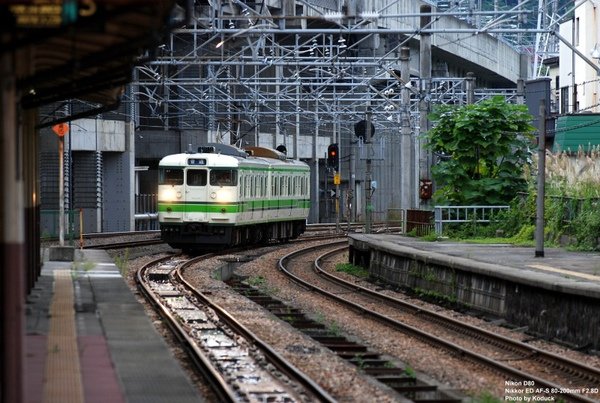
[161,220,306,252]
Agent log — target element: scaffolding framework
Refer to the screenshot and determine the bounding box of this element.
[124,0,561,147]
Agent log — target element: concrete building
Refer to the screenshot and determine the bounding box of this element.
[558,0,600,113]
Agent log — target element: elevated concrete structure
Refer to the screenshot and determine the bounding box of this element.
[39,118,136,235]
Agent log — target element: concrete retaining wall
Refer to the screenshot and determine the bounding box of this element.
[349,240,600,350]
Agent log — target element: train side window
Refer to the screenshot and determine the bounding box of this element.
[210,169,237,186]
[187,169,207,186]
[159,168,183,185]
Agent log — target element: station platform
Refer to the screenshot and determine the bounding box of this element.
[25,248,203,403]
[348,234,600,350]
[349,234,600,291]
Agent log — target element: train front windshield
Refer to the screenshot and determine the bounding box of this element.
[187,169,207,186]
[159,168,183,185]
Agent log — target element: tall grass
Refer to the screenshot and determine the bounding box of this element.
[540,146,600,198]
[525,147,600,250]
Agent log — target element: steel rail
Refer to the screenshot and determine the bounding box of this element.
[87,238,164,250]
[175,259,337,403]
[137,247,337,402]
[136,254,239,403]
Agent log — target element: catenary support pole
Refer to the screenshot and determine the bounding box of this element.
[365,107,372,234]
[400,47,413,220]
[419,5,432,208]
[535,100,546,257]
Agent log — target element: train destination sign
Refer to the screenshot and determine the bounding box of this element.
[188,158,207,166]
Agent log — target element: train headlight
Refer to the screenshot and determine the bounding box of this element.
[214,188,235,203]
[159,187,180,202]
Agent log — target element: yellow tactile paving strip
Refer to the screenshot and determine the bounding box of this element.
[527,263,600,282]
[42,269,84,403]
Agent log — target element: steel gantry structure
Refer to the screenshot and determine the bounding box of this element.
[129,0,534,138]
[124,0,568,222]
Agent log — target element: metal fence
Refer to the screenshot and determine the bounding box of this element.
[434,205,510,236]
[135,194,158,230]
[40,209,79,241]
[384,208,405,232]
[406,209,434,236]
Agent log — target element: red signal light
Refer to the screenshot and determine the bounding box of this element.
[327,143,339,170]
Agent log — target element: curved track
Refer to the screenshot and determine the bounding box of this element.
[278,242,600,403]
[136,253,335,403]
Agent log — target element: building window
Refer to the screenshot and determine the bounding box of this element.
[560,86,569,114]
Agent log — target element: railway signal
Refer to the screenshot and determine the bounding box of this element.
[327,143,339,170]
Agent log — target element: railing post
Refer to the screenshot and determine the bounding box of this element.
[434,206,442,235]
[79,208,83,249]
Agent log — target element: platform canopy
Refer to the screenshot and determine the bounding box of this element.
[2,0,181,123]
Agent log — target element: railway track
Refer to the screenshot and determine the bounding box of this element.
[136,253,335,403]
[277,242,600,403]
[82,228,350,250]
[44,222,399,250]
[226,276,464,402]
[88,237,164,250]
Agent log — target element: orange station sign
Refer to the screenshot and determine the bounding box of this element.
[52,123,69,137]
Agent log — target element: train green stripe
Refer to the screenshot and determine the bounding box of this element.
[159,199,310,213]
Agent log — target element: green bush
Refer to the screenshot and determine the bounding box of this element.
[570,199,600,250]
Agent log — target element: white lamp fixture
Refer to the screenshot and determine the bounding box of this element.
[591,43,600,59]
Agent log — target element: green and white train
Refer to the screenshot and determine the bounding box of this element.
[158,144,310,250]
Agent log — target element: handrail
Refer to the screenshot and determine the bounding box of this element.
[434,205,510,235]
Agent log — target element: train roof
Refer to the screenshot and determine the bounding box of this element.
[159,144,308,170]
[159,152,242,167]
[197,143,248,158]
[243,146,286,160]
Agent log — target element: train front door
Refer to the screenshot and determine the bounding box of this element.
[184,168,209,222]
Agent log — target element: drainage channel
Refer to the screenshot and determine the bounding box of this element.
[226,276,465,403]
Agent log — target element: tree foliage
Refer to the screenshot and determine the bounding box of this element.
[426,96,535,205]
